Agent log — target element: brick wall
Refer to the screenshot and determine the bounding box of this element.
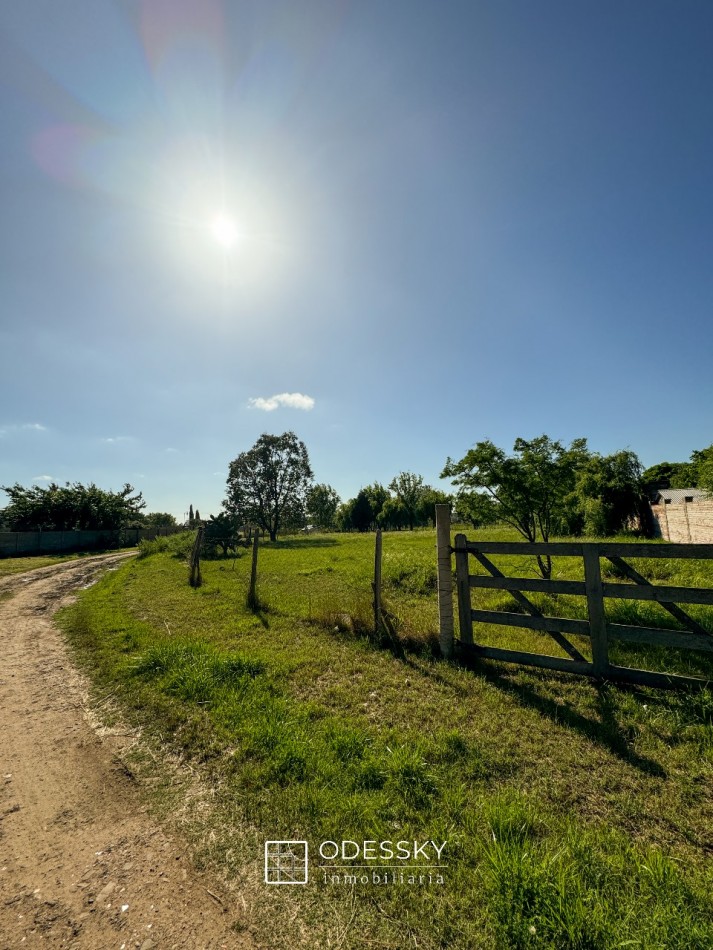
[651,500,713,543]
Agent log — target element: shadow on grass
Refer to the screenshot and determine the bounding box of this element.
[245,594,271,628]
[609,641,713,681]
[401,653,472,697]
[268,537,340,549]
[470,660,667,777]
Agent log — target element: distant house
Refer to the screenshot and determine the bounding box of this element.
[652,488,707,505]
[650,488,713,542]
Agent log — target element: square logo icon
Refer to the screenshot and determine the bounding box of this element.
[264,841,309,885]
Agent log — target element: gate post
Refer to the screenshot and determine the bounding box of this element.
[373,528,383,634]
[583,546,609,677]
[454,533,474,647]
[435,505,454,658]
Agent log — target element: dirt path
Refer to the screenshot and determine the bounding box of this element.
[0,555,254,950]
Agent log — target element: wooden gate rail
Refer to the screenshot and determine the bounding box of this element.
[433,507,713,690]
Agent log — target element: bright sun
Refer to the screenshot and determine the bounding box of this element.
[209,213,240,249]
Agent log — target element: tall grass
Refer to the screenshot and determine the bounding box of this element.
[137,530,195,560]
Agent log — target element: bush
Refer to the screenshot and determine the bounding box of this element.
[137,531,195,561]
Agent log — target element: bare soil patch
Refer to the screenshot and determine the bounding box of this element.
[0,554,254,949]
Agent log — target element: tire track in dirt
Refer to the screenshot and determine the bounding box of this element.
[0,555,255,949]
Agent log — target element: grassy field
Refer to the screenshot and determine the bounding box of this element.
[0,547,137,577]
[57,528,713,949]
[0,552,85,576]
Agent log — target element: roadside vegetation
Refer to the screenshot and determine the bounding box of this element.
[58,528,713,949]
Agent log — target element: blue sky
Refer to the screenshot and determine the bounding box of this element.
[1,0,712,521]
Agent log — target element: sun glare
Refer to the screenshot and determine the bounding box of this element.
[210,213,240,249]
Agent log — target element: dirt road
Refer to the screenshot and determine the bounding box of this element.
[0,555,253,950]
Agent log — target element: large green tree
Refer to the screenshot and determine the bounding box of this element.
[690,445,713,494]
[362,483,390,524]
[224,432,313,541]
[388,472,426,530]
[641,461,695,493]
[642,444,713,495]
[350,489,376,532]
[442,436,589,578]
[143,511,178,529]
[306,483,341,529]
[416,486,453,527]
[377,496,408,530]
[337,484,390,532]
[0,482,145,531]
[574,450,644,536]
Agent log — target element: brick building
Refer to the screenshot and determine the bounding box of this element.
[650,488,713,543]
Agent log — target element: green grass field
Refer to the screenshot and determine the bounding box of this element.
[0,552,85,576]
[0,547,137,577]
[57,528,713,949]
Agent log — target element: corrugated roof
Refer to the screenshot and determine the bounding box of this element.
[655,488,708,503]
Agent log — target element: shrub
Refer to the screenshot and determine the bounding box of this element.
[137,531,195,560]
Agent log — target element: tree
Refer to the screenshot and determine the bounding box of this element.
[188,504,195,527]
[442,436,589,578]
[574,450,644,536]
[224,432,313,541]
[641,462,683,494]
[453,490,499,529]
[363,483,389,524]
[0,482,145,531]
[416,487,453,527]
[143,512,178,529]
[306,483,341,529]
[377,496,408,530]
[336,498,357,532]
[690,445,713,495]
[350,489,375,532]
[204,511,242,556]
[388,472,425,530]
[642,445,713,495]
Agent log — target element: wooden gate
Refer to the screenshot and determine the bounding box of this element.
[434,507,713,689]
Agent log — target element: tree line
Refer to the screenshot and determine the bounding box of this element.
[218,432,713,556]
[0,481,179,532]
[2,434,711,544]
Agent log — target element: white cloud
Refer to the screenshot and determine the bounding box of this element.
[101,436,133,444]
[213,471,226,476]
[32,475,53,482]
[0,422,47,437]
[248,392,315,412]
[164,447,179,453]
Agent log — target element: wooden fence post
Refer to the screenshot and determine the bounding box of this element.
[435,504,454,658]
[189,525,204,588]
[583,546,609,677]
[247,527,260,608]
[454,533,474,647]
[373,528,383,634]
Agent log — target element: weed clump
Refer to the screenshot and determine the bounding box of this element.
[137,532,195,561]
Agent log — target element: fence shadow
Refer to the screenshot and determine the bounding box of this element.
[467,658,667,777]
